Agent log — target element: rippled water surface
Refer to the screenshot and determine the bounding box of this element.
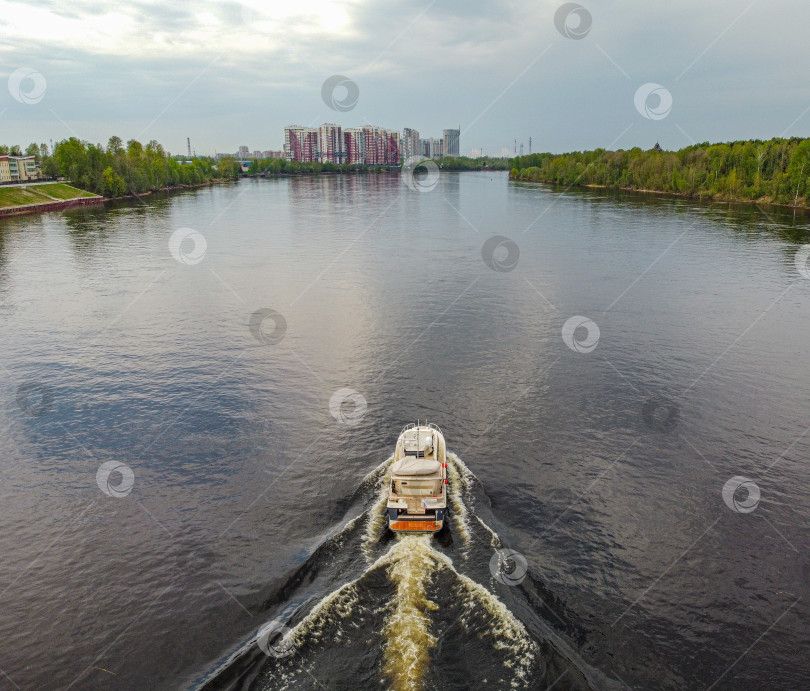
[1,173,809,690]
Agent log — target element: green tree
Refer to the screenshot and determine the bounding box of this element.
[107,136,123,155]
[101,166,127,197]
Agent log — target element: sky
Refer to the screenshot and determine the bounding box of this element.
[1,0,809,157]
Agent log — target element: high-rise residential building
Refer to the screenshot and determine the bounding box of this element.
[443,128,460,157]
[344,128,366,164]
[285,126,319,162]
[362,126,400,165]
[386,129,400,165]
[401,128,420,161]
[285,124,398,165]
[318,123,346,164]
[420,137,444,159]
[238,145,250,158]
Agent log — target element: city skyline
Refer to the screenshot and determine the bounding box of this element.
[279,124,461,164]
[2,1,807,158]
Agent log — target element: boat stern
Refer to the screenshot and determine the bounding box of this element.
[387,508,445,533]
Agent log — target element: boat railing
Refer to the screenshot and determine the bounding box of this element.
[399,422,443,436]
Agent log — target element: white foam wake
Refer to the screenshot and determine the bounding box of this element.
[445,452,474,547]
[262,451,535,690]
[362,454,394,559]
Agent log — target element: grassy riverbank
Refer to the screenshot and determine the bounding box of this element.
[510,137,810,208]
[0,183,99,209]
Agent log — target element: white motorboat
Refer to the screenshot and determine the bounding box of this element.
[386,422,447,533]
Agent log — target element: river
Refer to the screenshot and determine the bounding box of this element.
[1,172,808,690]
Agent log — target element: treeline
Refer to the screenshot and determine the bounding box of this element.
[245,155,511,176]
[247,158,397,176]
[2,137,238,197]
[433,156,511,171]
[510,138,810,207]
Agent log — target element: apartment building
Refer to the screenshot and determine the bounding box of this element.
[401,128,420,161]
[0,155,39,182]
[344,128,366,164]
[318,123,347,164]
[420,137,444,159]
[285,125,399,165]
[0,155,10,182]
[284,126,319,162]
[362,126,399,165]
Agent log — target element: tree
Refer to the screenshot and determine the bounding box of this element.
[126,139,143,157]
[101,166,127,197]
[145,139,164,157]
[107,136,123,155]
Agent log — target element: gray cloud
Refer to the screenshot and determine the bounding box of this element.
[1,0,808,155]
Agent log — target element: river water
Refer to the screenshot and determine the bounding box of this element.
[1,172,809,690]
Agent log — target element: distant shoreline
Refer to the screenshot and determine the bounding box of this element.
[512,178,810,212]
[510,138,810,211]
[108,180,220,201]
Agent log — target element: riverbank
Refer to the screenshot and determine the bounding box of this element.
[0,183,102,217]
[109,179,224,201]
[511,177,810,212]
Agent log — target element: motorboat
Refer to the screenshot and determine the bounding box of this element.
[387,422,447,533]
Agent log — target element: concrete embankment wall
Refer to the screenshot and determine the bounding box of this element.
[0,196,104,218]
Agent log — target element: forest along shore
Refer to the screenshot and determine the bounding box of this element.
[510,137,810,210]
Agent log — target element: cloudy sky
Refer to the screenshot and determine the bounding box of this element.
[1,0,808,156]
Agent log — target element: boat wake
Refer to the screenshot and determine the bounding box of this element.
[198,453,612,691]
